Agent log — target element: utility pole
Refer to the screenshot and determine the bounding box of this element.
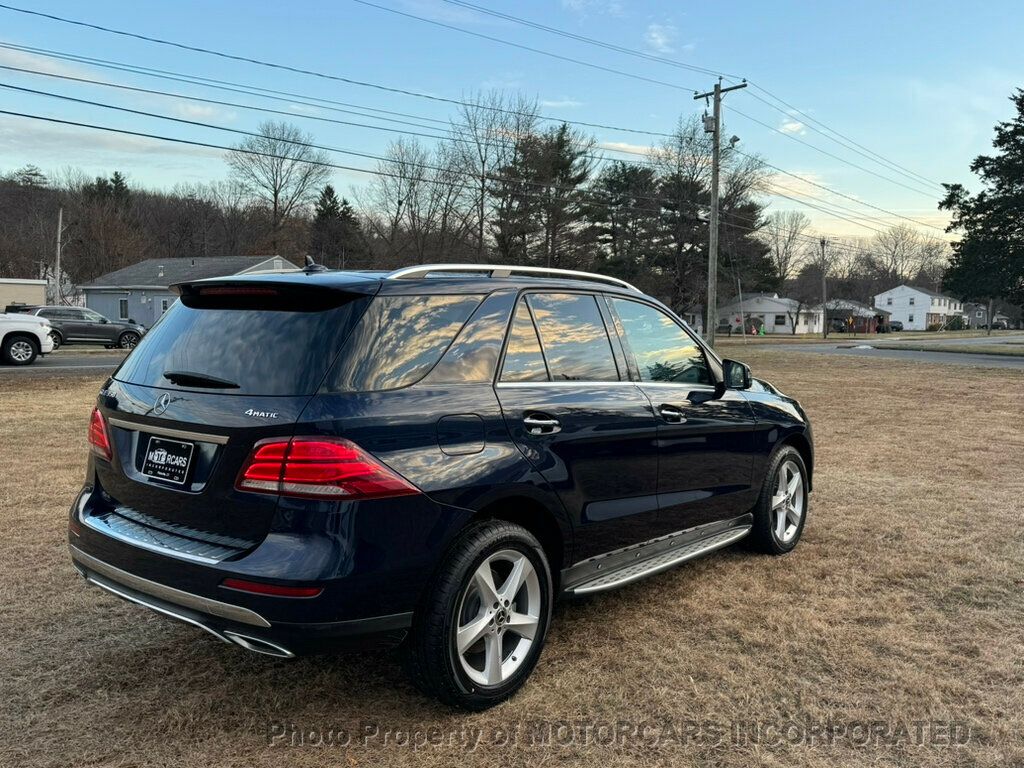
[694,78,747,348]
[820,236,829,339]
[54,206,68,305]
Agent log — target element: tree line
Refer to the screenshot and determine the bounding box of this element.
[7,88,1016,320]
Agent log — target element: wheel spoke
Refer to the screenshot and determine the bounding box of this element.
[473,562,500,605]
[786,473,800,499]
[483,634,504,685]
[774,506,787,539]
[787,502,802,526]
[457,612,491,654]
[505,611,539,641]
[771,492,788,512]
[498,555,533,604]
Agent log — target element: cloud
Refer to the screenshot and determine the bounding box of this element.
[0,45,99,80]
[598,141,655,157]
[779,118,806,135]
[644,23,676,53]
[540,97,583,109]
[561,0,624,16]
[171,102,236,122]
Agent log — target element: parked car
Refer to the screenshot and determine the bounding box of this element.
[1,311,55,365]
[888,320,904,332]
[67,264,814,709]
[980,321,1008,330]
[21,306,146,349]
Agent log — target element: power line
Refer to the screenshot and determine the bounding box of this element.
[349,0,697,93]
[0,7,672,138]
[0,49,944,236]
[438,0,944,192]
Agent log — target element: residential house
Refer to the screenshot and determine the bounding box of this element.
[965,301,1024,329]
[821,299,891,334]
[80,256,298,327]
[717,293,822,335]
[872,284,964,331]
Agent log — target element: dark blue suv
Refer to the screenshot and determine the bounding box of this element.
[68,264,813,710]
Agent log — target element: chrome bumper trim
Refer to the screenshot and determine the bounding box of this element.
[70,545,271,627]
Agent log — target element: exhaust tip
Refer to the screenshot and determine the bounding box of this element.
[223,631,295,659]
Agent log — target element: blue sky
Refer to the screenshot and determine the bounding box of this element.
[0,0,1020,239]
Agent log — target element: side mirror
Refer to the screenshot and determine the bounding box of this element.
[722,358,752,390]
[100,317,109,324]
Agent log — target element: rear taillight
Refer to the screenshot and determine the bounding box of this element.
[235,438,420,501]
[88,407,112,461]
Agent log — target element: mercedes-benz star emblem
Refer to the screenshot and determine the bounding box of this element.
[152,393,171,416]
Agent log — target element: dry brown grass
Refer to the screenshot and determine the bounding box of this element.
[1,353,1022,767]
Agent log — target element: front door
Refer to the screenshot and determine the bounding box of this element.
[607,297,757,533]
[495,294,661,560]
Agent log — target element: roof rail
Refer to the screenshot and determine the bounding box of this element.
[385,263,640,292]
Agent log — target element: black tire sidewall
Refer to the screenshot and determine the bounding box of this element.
[446,531,552,700]
[753,446,809,555]
[3,335,38,366]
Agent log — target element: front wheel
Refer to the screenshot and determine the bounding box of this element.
[2,334,38,365]
[749,445,809,555]
[404,520,552,710]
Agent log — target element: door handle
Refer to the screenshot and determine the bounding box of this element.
[657,404,687,424]
[523,414,561,436]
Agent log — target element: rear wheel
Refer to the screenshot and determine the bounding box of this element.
[404,520,552,710]
[749,445,809,555]
[2,334,38,366]
[49,331,62,351]
[118,331,141,349]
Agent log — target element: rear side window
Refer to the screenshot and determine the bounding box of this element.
[326,294,482,392]
[500,298,548,382]
[528,293,619,382]
[611,298,711,385]
[115,294,369,396]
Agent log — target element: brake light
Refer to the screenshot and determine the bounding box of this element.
[235,438,420,500]
[197,286,278,296]
[221,578,322,598]
[88,407,112,461]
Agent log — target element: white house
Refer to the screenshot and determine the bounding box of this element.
[872,285,964,331]
[717,293,822,335]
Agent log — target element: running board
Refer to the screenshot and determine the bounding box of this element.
[569,526,751,595]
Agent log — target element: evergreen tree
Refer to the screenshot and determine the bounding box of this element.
[941,89,1024,320]
[309,184,366,268]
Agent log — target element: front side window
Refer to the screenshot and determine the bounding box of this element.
[82,308,106,322]
[500,299,548,382]
[611,299,711,385]
[528,293,618,382]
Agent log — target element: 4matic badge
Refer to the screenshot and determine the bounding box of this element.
[244,408,279,419]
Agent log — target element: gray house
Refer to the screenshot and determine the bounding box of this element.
[80,256,298,327]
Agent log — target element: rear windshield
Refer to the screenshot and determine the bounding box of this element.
[114,294,369,396]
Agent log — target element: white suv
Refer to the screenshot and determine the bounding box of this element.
[1,313,55,365]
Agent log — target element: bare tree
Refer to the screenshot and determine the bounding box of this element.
[762,210,810,290]
[869,224,922,283]
[226,121,330,250]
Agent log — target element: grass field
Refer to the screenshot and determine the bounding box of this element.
[871,343,1024,357]
[2,351,1022,767]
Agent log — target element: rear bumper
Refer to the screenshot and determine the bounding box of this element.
[69,544,412,656]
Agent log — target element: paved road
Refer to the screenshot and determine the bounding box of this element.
[767,342,1024,369]
[0,351,126,377]
[876,333,1024,347]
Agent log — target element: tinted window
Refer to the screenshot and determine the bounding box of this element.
[327,294,482,392]
[82,309,106,322]
[500,298,548,382]
[529,293,618,382]
[427,292,516,384]
[115,297,367,396]
[612,299,711,385]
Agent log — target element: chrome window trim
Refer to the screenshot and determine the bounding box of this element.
[107,417,230,445]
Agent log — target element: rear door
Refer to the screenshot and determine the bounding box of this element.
[606,297,757,533]
[92,282,373,543]
[495,293,661,560]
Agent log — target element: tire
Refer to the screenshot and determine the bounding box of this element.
[2,334,38,366]
[49,331,62,351]
[404,520,553,710]
[118,331,141,349]
[748,445,809,555]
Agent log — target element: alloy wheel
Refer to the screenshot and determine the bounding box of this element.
[771,459,804,544]
[120,332,140,349]
[455,549,541,688]
[9,340,34,363]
